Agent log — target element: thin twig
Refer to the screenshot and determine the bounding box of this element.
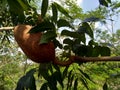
[0,27,14,31]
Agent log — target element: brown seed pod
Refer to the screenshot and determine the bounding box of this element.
[14,25,55,63]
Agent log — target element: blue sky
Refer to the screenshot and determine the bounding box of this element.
[79,0,99,12]
[78,0,120,32]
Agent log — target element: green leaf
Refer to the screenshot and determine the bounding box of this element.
[53,71,63,87]
[53,64,60,72]
[88,40,98,46]
[7,0,24,15]
[74,78,78,90]
[83,16,100,22]
[40,83,48,90]
[40,31,57,44]
[61,30,81,38]
[92,46,101,57]
[73,45,88,56]
[52,3,58,23]
[103,82,108,90]
[29,21,55,33]
[57,19,74,29]
[107,0,111,3]
[15,69,36,90]
[62,66,69,79]
[38,63,50,80]
[53,39,63,49]
[17,0,30,10]
[99,0,108,7]
[41,0,49,18]
[79,69,94,83]
[54,2,72,18]
[78,22,93,38]
[100,46,111,56]
[80,77,89,90]
[63,38,73,45]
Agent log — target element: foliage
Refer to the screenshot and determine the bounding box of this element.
[1,0,120,90]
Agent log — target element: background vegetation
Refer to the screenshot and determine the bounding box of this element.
[1,0,120,90]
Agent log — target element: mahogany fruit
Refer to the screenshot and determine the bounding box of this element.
[14,25,55,63]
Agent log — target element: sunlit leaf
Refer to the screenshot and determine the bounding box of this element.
[74,78,78,90]
[17,0,30,10]
[80,77,89,90]
[79,69,94,83]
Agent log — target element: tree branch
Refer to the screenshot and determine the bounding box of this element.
[54,56,120,66]
[1,27,120,66]
[0,27,14,31]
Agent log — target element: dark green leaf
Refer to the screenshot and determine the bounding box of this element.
[57,19,74,29]
[40,83,48,90]
[63,38,73,45]
[53,64,60,72]
[83,17,100,22]
[47,74,58,90]
[63,45,70,50]
[41,0,49,18]
[92,46,101,57]
[52,3,58,23]
[99,0,108,7]
[88,40,98,46]
[74,78,78,90]
[107,0,111,3]
[61,30,81,38]
[103,82,108,90]
[80,22,93,38]
[17,0,30,10]
[86,46,94,57]
[29,21,55,33]
[73,45,88,56]
[63,66,69,79]
[54,2,72,18]
[26,68,36,76]
[53,39,63,49]
[15,69,36,90]
[53,71,63,87]
[38,63,50,80]
[40,31,57,44]
[100,46,111,56]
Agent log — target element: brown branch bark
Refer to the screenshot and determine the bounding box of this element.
[54,56,120,66]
